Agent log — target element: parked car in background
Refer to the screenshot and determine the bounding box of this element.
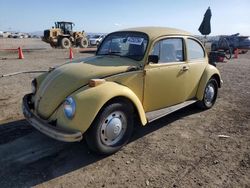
[0,31,3,38]
[2,31,11,38]
[89,34,106,46]
[23,27,222,155]
[22,33,29,38]
[12,32,23,38]
[211,33,250,53]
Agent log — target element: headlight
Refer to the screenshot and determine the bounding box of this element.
[31,79,37,94]
[63,97,76,119]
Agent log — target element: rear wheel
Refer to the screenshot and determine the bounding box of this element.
[197,78,218,109]
[61,38,71,49]
[86,102,134,155]
[78,38,88,48]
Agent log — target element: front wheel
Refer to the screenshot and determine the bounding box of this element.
[197,78,218,110]
[85,102,134,155]
[60,38,71,49]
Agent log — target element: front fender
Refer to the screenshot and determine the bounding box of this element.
[55,82,147,133]
[196,64,222,100]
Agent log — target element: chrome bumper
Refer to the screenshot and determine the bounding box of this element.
[22,94,82,142]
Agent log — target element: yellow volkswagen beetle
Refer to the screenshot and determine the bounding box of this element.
[23,27,222,154]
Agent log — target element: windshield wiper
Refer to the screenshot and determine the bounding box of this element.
[99,51,121,56]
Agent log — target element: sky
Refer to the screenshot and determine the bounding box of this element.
[0,0,249,36]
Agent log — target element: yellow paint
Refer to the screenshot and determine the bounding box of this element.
[196,64,221,100]
[34,56,140,119]
[53,82,147,133]
[29,27,222,136]
[143,63,187,112]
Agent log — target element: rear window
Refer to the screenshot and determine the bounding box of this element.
[187,39,205,60]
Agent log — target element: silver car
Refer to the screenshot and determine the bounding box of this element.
[89,34,106,46]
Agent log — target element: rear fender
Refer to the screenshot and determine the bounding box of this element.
[196,64,221,100]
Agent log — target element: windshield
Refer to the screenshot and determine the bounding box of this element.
[97,31,148,61]
[92,35,101,39]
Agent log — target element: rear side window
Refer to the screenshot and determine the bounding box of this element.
[151,38,184,63]
[187,39,205,60]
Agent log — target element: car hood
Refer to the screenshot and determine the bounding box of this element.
[89,38,98,41]
[35,56,140,119]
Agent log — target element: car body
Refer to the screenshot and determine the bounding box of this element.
[12,32,24,39]
[89,34,106,46]
[23,27,222,154]
[211,33,250,53]
[2,31,11,38]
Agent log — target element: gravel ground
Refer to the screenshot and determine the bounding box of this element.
[0,39,249,188]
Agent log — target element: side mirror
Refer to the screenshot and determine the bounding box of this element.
[148,55,159,64]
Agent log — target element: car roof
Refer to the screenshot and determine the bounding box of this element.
[119,26,192,40]
[57,21,74,24]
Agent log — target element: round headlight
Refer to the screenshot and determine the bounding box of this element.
[31,79,37,94]
[63,97,76,119]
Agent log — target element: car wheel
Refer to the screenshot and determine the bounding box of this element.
[61,38,71,49]
[197,78,218,110]
[86,102,134,155]
[79,38,88,48]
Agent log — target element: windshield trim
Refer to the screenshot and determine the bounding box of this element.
[96,31,149,61]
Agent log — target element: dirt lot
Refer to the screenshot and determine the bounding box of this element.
[0,39,249,188]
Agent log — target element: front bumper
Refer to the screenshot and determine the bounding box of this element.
[22,94,82,142]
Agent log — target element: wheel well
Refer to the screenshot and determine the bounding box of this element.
[211,74,221,88]
[102,96,142,126]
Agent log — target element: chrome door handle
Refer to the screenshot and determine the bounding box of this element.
[182,66,189,71]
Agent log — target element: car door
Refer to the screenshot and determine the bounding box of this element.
[184,38,207,100]
[143,37,189,112]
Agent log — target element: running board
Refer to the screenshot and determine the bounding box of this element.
[146,100,197,123]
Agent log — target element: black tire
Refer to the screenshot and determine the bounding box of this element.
[61,38,71,49]
[85,102,134,155]
[49,43,56,48]
[78,38,88,48]
[196,78,218,110]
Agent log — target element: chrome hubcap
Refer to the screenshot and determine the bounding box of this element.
[100,111,127,146]
[204,83,215,105]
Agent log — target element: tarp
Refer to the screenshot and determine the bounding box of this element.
[198,7,212,35]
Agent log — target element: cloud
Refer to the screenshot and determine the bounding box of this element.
[114,23,122,27]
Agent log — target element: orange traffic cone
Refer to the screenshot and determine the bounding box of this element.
[18,47,24,59]
[234,48,239,59]
[69,47,74,59]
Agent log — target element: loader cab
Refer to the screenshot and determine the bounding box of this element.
[55,21,74,35]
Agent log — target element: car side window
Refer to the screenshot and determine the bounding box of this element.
[187,38,205,60]
[150,38,184,63]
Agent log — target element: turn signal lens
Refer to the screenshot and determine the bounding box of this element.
[89,79,105,87]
